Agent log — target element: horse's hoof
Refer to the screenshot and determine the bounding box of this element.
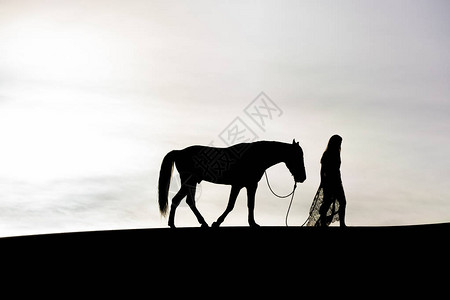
[249,222,260,228]
[201,223,209,228]
[211,222,220,228]
[169,223,176,229]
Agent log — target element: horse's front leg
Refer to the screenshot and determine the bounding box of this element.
[246,182,259,227]
[212,185,241,228]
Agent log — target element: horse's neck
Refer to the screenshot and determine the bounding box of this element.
[256,141,289,170]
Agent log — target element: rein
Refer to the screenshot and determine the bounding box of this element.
[264,171,297,227]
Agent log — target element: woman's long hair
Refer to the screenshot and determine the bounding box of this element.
[321,134,342,165]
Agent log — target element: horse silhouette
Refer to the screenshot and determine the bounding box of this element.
[158,140,306,228]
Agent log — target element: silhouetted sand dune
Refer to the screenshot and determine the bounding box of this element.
[1,224,446,286]
[2,223,448,255]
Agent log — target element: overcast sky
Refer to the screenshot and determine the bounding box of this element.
[0,0,449,236]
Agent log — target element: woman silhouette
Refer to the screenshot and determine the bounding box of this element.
[306,135,347,227]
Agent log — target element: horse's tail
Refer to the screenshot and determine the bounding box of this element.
[158,150,177,217]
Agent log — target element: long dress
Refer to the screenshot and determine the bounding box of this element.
[306,151,346,227]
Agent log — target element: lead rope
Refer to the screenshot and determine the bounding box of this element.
[264,171,297,227]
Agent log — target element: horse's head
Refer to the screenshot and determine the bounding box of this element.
[285,139,306,183]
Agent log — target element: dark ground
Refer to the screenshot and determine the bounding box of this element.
[1,223,447,295]
[2,223,448,262]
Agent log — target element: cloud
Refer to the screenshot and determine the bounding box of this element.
[0,1,449,234]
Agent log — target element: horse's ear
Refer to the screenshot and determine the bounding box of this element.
[292,139,296,144]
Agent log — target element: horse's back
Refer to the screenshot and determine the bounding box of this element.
[174,143,254,184]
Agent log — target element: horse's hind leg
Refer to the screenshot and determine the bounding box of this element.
[212,185,241,228]
[168,185,188,228]
[185,183,208,228]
